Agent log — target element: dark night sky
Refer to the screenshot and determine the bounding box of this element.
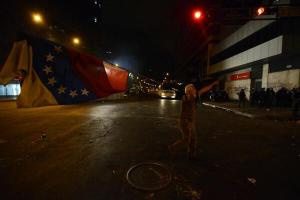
[102,0,264,77]
[100,0,263,78]
[101,0,181,76]
[0,0,264,79]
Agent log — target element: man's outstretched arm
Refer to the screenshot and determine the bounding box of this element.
[198,80,219,96]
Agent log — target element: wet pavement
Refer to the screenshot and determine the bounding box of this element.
[0,98,300,200]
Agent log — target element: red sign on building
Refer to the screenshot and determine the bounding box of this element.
[230,71,251,81]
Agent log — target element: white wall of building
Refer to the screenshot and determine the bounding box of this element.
[225,79,251,100]
[267,69,300,91]
[208,35,283,75]
[223,68,300,100]
[273,0,291,5]
[211,19,275,56]
[224,69,252,100]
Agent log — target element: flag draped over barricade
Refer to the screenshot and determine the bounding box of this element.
[0,37,128,107]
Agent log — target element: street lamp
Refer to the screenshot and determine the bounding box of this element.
[31,12,44,25]
[256,7,265,15]
[72,37,80,46]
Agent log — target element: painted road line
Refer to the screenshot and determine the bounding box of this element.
[202,102,255,119]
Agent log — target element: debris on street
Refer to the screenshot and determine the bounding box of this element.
[41,134,47,140]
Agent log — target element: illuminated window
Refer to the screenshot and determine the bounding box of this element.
[0,83,21,96]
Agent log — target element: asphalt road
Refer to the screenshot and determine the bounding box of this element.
[0,98,300,200]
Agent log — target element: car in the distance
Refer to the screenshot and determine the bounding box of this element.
[159,89,176,99]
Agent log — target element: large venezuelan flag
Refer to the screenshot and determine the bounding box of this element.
[0,37,128,107]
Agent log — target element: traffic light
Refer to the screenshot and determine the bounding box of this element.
[192,9,204,22]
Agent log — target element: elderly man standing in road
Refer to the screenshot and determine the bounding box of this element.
[169,80,219,159]
[169,84,198,159]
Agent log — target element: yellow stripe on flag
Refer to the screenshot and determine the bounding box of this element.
[0,41,29,84]
[0,40,57,107]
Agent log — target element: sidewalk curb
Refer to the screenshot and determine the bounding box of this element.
[0,99,17,102]
[202,102,255,119]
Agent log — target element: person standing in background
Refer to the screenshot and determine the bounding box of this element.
[238,89,246,108]
[292,88,300,120]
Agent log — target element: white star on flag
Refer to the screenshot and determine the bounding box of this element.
[81,88,89,96]
[48,77,57,86]
[69,90,78,98]
[46,53,54,62]
[57,85,66,94]
[54,46,63,53]
[43,65,52,74]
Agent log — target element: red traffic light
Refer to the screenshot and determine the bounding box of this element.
[256,7,265,15]
[192,9,204,21]
[194,11,202,19]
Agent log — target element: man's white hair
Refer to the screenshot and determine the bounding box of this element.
[185,84,197,97]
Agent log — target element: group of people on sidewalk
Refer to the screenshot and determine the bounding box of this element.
[249,87,299,108]
[238,87,300,120]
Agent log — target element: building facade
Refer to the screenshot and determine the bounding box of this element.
[207,14,300,100]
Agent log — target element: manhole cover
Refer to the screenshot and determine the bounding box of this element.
[126,162,172,192]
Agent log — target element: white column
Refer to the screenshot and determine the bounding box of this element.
[262,64,269,89]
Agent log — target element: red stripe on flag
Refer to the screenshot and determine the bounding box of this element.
[103,62,128,92]
[67,49,124,97]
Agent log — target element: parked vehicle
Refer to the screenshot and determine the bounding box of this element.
[207,89,229,102]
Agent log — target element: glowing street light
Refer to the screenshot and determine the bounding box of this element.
[72,37,80,45]
[115,63,119,67]
[256,7,265,15]
[31,12,44,24]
